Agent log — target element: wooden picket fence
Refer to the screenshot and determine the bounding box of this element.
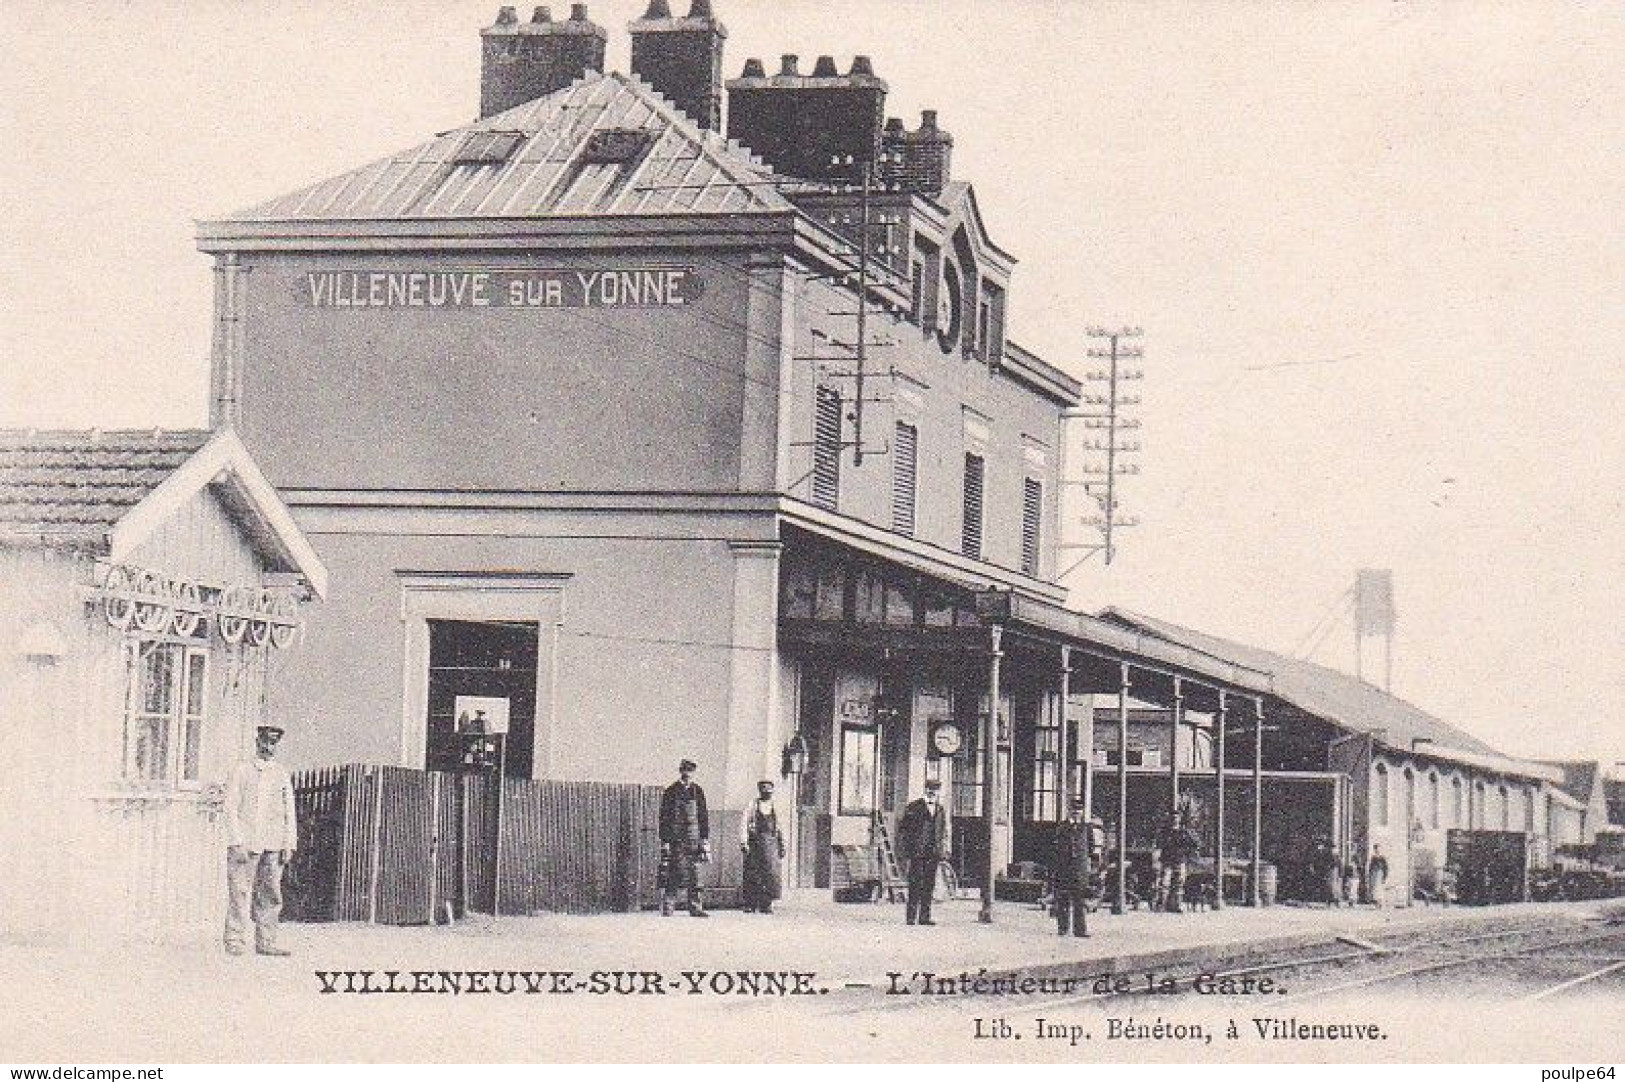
[284,765,742,923]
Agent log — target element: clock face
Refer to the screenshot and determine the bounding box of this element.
[931,722,963,756]
[937,259,963,354]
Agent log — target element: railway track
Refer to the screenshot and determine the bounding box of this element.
[844,911,1625,1017]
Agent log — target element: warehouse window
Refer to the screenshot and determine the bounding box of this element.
[1452,777,1465,827]
[124,641,208,787]
[891,421,918,536]
[961,452,985,559]
[1021,477,1043,576]
[811,386,843,510]
[1427,771,1440,829]
[1373,763,1390,827]
[1402,767,1416,832]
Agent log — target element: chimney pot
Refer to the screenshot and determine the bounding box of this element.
[641,0,672,16]
[687,0,714,16]
[569,3,588,21]
[885,117,904,132]
[531,5,552,21]
[495,6,518,25]
[920,109,938,130]
[742,57,765,78]
[779,54,799,76]
[849,55,875,78]
[812,55,838,78]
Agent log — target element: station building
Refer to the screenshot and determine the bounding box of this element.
[194,1,1280,893]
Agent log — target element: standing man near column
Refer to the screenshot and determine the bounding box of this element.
[659,759,711,917]
[1051,805,1097,937]
[896,779,951,926]
[223,722,298,957]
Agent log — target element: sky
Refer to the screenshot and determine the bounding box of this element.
[1,0,1620,769]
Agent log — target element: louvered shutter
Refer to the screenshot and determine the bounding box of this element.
[812,387,842,509]
[891,422,918,535]
[962,453,984,559]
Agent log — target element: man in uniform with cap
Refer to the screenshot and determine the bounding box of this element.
[223,722,298,956]
[896,779,951,925]
[659,759,711,917]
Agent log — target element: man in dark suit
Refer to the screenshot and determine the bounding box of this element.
[659,759,710,917]
[1052,805,1100,937]
[896,779,951,925]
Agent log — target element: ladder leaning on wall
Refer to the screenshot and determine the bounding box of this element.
[871,810,907,904]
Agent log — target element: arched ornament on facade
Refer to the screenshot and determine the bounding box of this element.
[89,561,303,649]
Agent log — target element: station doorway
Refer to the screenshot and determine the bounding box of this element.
[424,618,537,778]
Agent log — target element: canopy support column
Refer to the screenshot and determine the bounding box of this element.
[1251,697,1265,907]
[979,623,1005,924]
[1214,689,1227,910]
[1113,661,1131,916]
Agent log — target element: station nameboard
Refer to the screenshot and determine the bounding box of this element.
[296,267,704,309]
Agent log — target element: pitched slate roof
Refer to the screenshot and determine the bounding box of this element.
[227,70,791,222]
[0,429,211,547]
[1103,608,1561,782]
[1540,760,1603,804]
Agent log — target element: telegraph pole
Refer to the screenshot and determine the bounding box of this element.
[1062,326,1143,568]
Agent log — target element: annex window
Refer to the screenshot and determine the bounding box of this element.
[837,723,878,816]
[1029,711,1061,822]
[961,452,985,559]
[909,262,925,324]
[1452,777,1465,827]
[951,715,983,818]
[811,386,843,510]
[124,641,208,787]
[1427,771,1440,829]
[1020,477,1043,576]
[891,421,918,536]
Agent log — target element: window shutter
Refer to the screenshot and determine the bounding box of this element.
[812,387,843,510]
[891,422,918,535]
[1021,477,1043,575]
[961,452,984,559]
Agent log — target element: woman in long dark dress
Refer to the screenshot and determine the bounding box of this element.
[740,779,785,914]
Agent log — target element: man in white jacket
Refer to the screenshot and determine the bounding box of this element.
[223,723,298,956]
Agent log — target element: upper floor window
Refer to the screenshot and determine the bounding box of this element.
[124,641,208,787]
[811,386,843,510]
[1020,477,1043,576]
[891,421,918,536]
[961,452,985,560]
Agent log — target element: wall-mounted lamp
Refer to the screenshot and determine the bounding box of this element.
[781,732,808,778]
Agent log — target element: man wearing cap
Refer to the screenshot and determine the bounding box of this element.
[223,723,298,956]
[896,779,951,925]
[739,779,785,914]
[658,759,710,917]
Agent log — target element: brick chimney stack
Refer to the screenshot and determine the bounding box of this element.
[881,109,954,196]
[725,54,888,181]
[480,4,607,119]
[628,0,728,132]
